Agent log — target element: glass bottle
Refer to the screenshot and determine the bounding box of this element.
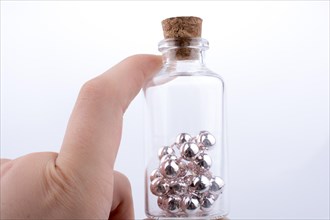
[144,18,228,219]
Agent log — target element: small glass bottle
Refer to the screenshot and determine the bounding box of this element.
[144,17,228,219]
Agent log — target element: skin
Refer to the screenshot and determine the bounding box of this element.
[0,55,162,219]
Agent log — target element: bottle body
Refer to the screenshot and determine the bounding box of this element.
[144,38,228,219]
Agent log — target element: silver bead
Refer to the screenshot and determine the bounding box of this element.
[150,168,162,182]
[150,177,169,196]
[194,153,212,171]
[191,175,210,193]
[176,133,192,145]
[168,179,187,195]
[197,131,216,149]
[181,195,200,214]
[158,146,175,160]
[209,176,225,195]
[164,195,181,213]
[180,142,200,161]
[200,193,216,212]
[160,154,178,164]
[160,160,180,179]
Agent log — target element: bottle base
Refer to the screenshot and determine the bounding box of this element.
[145,210,229,220]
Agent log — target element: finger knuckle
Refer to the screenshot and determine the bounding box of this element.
[80,78,120,105]
[80,78,106,100]
[42,159,80,210]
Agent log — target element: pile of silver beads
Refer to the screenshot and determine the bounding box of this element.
[150,131,225,215]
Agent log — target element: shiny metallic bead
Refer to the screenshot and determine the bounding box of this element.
[150,177,169,196]
[160,160,180,179]
[164,195,181,213]
[194,153,212,171]
[197,131,216,149]
[176,133,192,145]
[191,175,210,193]
[181,195,200,214]
[209,176,225,195]
[180,142,200,161]
[158,146,175,160]
[168,179,187,195]
[150,168,162,182]
[160,154,178,164]
[200,193,216,212]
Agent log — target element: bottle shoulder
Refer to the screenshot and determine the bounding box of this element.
[144,66,225,90]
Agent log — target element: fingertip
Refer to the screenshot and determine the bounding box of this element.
[109,54,162,110]
[125,54,162,65]
[121,54,163,80]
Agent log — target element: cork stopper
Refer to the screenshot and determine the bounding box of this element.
[161,16,202,39]
[161,16,203,60]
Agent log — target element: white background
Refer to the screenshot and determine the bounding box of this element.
[1,1,329,219]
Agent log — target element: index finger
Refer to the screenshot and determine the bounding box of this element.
[57,54,162,178]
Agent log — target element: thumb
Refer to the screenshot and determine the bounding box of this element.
[57,54,162,178]
[109,171,134,219]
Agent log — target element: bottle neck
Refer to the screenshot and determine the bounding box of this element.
[158,38,209,73]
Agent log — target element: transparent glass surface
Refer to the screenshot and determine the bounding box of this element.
[144,38,228,219]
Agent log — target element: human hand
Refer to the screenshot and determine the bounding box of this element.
[0,55,162,219]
